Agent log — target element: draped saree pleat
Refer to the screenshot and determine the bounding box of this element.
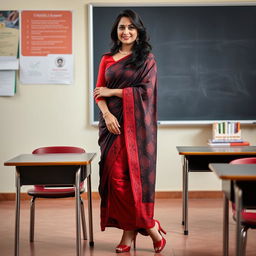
[98,53,157,231]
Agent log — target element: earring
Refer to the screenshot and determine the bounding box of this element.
[117,40,121,45]
[136,38,139,44]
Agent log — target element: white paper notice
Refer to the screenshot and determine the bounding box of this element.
[20,54,73,84]
[0,70,15,96]
[0,56,19,70]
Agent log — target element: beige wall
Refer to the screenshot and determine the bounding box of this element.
[1,0,256,193]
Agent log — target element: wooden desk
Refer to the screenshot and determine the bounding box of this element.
[209,163,256,256]
[4,153,96,256]
[176,146,256,235]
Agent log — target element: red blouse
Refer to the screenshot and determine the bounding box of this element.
[95,54,131,103]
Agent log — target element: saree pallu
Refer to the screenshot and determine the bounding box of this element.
[98,53,157,231]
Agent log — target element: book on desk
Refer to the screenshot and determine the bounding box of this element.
[208,121,250,146]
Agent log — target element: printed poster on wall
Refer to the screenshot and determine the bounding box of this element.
[20,10,73,84]
[0,10,19,57]
[0,10,19,96]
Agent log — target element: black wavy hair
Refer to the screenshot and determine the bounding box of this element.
[108,9,152,69]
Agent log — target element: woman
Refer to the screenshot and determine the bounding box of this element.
[94,9,166,253]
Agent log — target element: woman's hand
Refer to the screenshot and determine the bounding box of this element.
[103,111,121,135]
[94,87,123,99]
[94,87,113,99]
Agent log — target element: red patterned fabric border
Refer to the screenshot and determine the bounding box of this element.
[123,87,143,223]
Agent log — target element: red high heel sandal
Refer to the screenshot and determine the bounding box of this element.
[153,220,167,253]
[115,232,137,253]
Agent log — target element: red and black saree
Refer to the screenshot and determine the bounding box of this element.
[97,53,157,232]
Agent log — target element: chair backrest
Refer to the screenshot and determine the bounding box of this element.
[32,146,85,154]
[32,146,86,190]
[230,157,256,165]
[230,157,256,226]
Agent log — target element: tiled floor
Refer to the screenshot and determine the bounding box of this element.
[0,198,256,256]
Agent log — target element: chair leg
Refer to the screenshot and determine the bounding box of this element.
[240,226,248,256]
[30,197,36,242]
[80,197,87,240]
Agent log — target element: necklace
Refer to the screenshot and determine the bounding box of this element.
[119,49,132,55]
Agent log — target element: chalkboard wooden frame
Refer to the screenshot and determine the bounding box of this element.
[88,3,256,125]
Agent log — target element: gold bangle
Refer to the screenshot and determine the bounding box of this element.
[103,111,110,118]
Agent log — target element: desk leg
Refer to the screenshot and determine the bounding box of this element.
[87,164,94,247]
[75,168,81,256]
[234,183,243,256]
[223,195,229,256]
[15,168,20,256]
[182,155,185,226]
[182,156,189,235]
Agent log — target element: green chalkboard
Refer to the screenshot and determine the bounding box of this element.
[89,4,256,124]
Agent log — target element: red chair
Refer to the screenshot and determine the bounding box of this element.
[27,146,87,242]
[230,157,256,256]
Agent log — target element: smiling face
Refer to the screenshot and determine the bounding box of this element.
[117,16,138,47]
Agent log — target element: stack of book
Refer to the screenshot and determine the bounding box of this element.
[208,122,250,146]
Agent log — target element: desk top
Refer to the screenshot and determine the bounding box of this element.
[177,146,256,155]
[4,153,96,166]
[209,163,256,180]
